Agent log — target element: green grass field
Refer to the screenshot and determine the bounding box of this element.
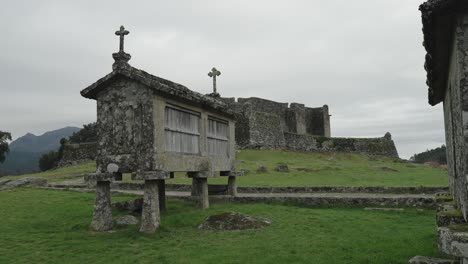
[5,150,448,187]
[0,188,440,264]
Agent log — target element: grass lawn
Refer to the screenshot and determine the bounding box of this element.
[0,188,440,264]
[6,150,448,187]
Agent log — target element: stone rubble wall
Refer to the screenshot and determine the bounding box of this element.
[58,142,97,167]
[109,182,448,194]
[284,132,399,157]
[221,97,331,148]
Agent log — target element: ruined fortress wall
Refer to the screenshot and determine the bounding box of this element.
[58,142,97,167]
[221,97,331,148]
[284,132,399,157]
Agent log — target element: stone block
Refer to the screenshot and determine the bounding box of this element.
[408,255,458,264]
[116,215,139,225]
[437,211,466,227]
[275,163,289,172]
[85,172,118,182]
[438,226,468,258]
[131,171,171,180]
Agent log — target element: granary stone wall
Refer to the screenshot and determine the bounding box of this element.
[443,13,468,220]
[284,132,399,157]
[96,77,155,173]
[58,142,97,167]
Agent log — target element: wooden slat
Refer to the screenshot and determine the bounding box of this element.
[165,106,200,154]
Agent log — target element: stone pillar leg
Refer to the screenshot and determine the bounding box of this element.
[140,180,160,234]
[196,178,209,209]
[191,177,200,196]
[227,176,237,196]
[157,179,166,211]
[90,181,113,231]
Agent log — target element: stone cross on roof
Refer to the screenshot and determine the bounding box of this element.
[112,26,131,71]
[115,25,130,53]
[208,67,221,94]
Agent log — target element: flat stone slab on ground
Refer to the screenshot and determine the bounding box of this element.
[364,207,404,212]
[116,215,139,225]
[198,211,272,231]
[408,255,458,264]
[0,177,47,190]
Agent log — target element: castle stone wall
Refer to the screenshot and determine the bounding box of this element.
[284,132,399,157]
[58,142,97,167]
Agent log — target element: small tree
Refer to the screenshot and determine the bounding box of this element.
[0,131,12,163]
[38,137,68,171]
[39,151,60,171]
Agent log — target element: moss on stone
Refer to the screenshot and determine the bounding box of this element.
[439,209,463,217]
[447,223,468,232]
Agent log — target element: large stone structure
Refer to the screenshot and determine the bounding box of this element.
[415,0,468,262]
[220,97,330,148]
[82,26,241,233]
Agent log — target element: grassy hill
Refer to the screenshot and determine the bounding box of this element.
[8,150,448,187]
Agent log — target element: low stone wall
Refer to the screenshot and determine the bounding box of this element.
[109,182,447,194]
[58,142,97,167]
[284,132,399,157]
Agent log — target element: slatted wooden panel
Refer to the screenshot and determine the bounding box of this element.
[165,107,200,154]
[207,118,229,157]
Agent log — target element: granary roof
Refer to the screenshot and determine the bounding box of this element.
[420,0,468,105]
[80,65,235,117]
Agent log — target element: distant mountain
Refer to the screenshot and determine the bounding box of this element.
[0,126,81,176]
[9,127,80,153]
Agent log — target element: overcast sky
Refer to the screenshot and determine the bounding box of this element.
[0,0,444,158]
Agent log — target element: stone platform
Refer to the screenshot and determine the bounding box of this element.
[45,182,437,208]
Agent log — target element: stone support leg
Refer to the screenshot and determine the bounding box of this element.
[157,179,166,211]
[90,181,113,231]
[140,180,160,234]
[191,177,200,196]
[227,176,237,197]
[193,177,209,209]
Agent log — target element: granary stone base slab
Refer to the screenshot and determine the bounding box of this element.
[438,226,468,258]
[90,181,113,231]
[85,172,118,182]
[131,171,171,180]
[140,180,160,233]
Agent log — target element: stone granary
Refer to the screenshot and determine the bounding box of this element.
[81,26,240,233]
[416,0,468,262]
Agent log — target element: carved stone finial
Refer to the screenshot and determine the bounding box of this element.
[384,132,392,140]
[115,25,130,53]
[208,67,221,95]
[112,25,131,71]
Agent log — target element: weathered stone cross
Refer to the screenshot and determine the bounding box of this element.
[208,67,221,94]
[115,25,130,53]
